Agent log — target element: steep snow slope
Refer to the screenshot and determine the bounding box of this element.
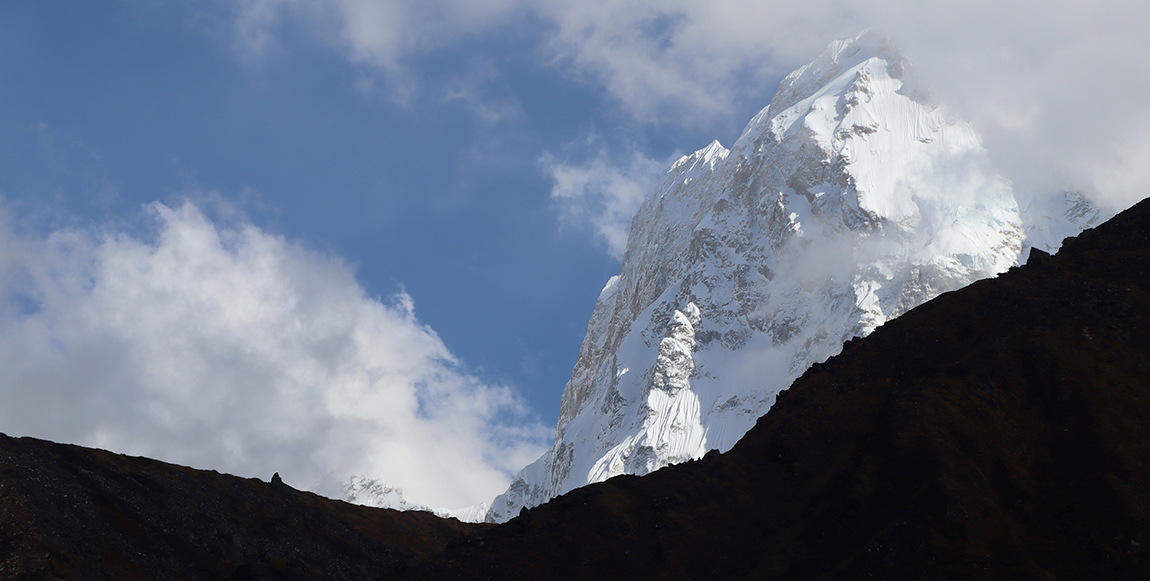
[486,31,1036,522]
[343,476,489,522]
[1021,190,1105,257]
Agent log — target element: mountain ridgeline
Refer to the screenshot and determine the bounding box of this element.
[485,30,1092,522]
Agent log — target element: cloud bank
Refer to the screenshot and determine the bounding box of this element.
[231,0,1150,213]
[0,201,547,509]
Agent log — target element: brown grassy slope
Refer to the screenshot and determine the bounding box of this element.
[0,436,488,580]
[408,197,1150,580]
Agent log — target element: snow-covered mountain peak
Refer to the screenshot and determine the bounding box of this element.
[483,33,1091,524]
[670,140,730,174]
[342,475,490,522]
[740,31,903,143]
[728,33,1018,277]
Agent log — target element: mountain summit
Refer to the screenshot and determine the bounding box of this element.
[487,31,1058,521]
[428,195,1150,580]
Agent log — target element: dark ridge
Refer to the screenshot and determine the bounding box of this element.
[3,197,1149,579]
[0,435,488,579]
[406,197,1150,580]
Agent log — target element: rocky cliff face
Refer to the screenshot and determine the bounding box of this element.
[487,31,1065,522]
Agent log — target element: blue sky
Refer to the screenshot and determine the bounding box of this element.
[0,1,1145,509]
[0,2,755,416]
[1,3,598,404]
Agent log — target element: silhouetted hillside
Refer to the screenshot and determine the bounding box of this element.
[0,436,486,579]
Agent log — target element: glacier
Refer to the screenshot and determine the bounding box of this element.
[483,31,1102,523]
[342,475,490,522]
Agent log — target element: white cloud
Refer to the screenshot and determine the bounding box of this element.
[544,147,666,259]
[0,200,547,509]
[537,0,1150,209]
[534,0,850,123]
[233,0,289,56]
[227,0,1150,212]
[863,0,1150,211]
[232,0,525,70]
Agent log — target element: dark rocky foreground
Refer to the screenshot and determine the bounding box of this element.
[0,436,488,580]
[4,197,1150,580]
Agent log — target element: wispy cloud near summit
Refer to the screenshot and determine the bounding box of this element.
[544,146,665,259]
[226,0,1150,210]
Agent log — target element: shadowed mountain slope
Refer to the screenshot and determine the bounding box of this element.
[2,196,1149,580]
[408,196,1150,580]
[0,436,487,580]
